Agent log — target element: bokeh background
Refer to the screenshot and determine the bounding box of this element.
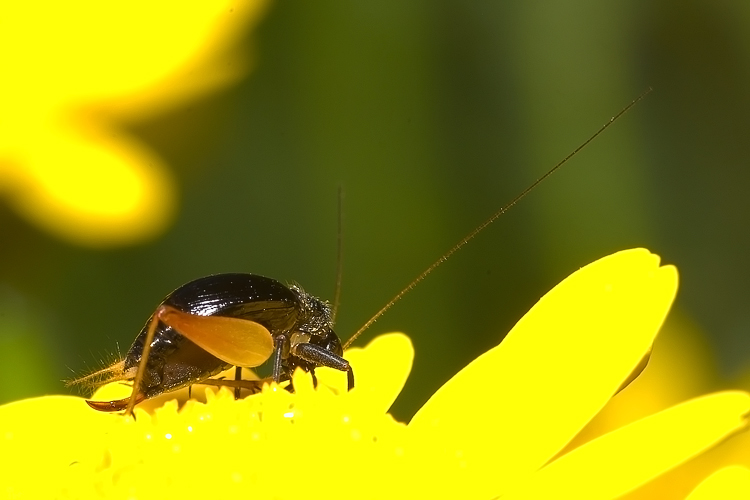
[3,1,750,423]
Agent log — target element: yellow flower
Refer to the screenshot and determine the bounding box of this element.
[1,249,748,499]
[0,1,269,246]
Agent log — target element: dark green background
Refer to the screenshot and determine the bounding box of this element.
[3,1,750,420]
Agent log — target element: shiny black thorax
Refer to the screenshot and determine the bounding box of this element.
[123,273,339,398]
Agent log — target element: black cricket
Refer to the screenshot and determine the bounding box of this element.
[84,274,352,413]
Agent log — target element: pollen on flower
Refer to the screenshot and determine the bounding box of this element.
[44,364,411,499]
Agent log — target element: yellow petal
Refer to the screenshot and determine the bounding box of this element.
[505,391,750,500]
[408,249,678,497]
[686,466,750,500]
[559,315,724,499]
[563,313,717,452]
[0,395,121,497]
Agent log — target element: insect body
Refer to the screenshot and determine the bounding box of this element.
[84,273,352,412]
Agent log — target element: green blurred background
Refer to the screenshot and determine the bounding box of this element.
[3,1,750,421]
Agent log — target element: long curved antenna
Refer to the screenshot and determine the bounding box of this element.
[343,88,652,349]
[331,185,344,324]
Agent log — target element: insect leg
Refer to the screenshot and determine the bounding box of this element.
[292,343,354,390]
[234,366,242,399]
[124,306,164,416]
[272,333,288,384]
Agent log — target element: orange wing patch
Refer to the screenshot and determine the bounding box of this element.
[158,305,274,367]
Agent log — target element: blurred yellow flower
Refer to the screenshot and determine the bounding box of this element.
[1,249,748,499]
[0,1,269,246]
